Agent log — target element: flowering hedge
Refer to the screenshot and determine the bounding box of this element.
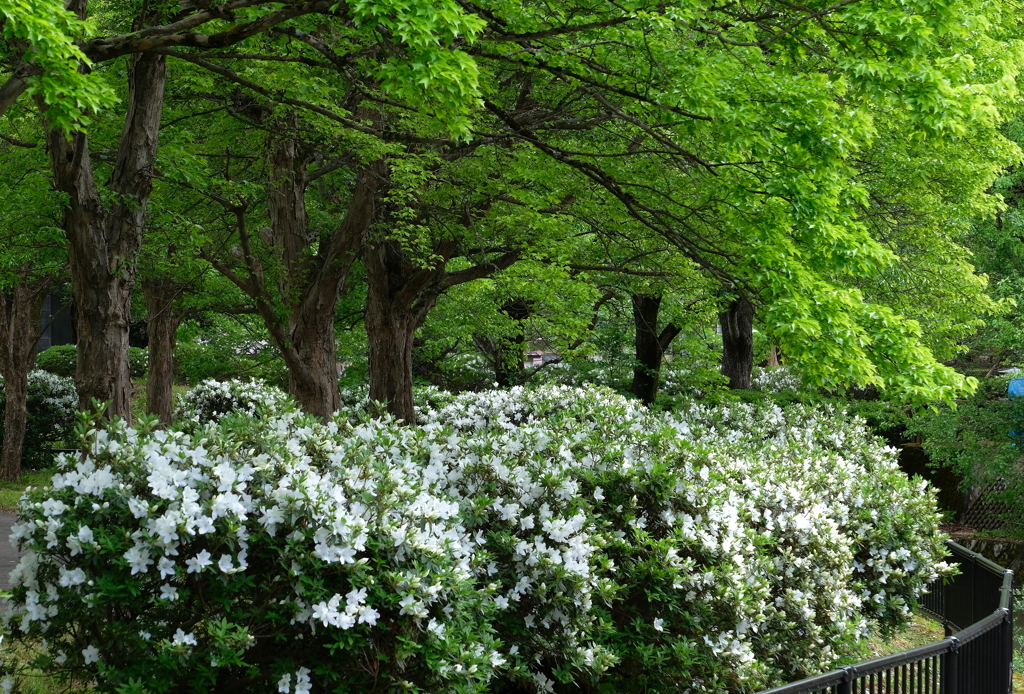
[0,370,77,468]
[173,378,292,429]
[2,385,950,693]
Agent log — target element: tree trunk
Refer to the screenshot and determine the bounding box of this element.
[475,298,531,387]
[40,52,167,418]
[719,296,754,390]
[242,131,381,421]
[142,277,184,425]
[630,294,682,406]
[363,238,520,424]
[0,282,49,481]
[282,312,342,421]
[364,242,435,424]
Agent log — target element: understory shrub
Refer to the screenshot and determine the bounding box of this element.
[3,386,950,693]
[35,345,77,378]
[173,378,291,429]
[0,370,77,468]
[174,339,289,390]
[905,374,1024,535]
[36,345,148,380]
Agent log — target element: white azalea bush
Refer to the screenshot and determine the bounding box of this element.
[751,365,804,394]
[2,385,950,693]
[173,378,292,430]
[0,370,77,468]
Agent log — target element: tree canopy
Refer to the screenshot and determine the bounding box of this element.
[2,0,1023,421]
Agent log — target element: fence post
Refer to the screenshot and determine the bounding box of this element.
[942,637,959,694]
[837,667,854,694]
[1002,609,1013,694]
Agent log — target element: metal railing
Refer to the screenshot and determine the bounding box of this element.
[756,540,1013,694]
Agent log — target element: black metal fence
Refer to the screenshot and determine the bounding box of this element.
[756,540,1013,694]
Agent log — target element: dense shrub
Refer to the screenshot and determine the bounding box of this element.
[36,345,148,380]
[905,375,1024,535]
[35,345,77,378]
[174,341,289,389]
[173,378,292,429]
[2,386,950,693]
[0,370,77,468]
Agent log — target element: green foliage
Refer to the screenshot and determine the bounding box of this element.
[174,317,287,389]
[36,345,147,380]
[35,345,76,379]
[0,371,77,469]
[1,386,950,693]
[905,376,1024,535]
[0,0,116,134]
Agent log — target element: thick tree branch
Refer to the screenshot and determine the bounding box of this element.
[83,0,337,62]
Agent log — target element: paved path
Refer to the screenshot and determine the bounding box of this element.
[0,512,25,591]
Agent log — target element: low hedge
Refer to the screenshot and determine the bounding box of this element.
[37,345,148,380]
[2,384,950,693]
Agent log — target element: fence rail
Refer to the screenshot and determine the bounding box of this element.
[757,540,1013,694]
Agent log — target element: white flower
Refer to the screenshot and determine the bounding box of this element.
[653,618,664,632]
[160,584,179,601]
[172,629,197,646]
[158,557,176,579]
[277,673,291,693]
[593,487,605,501]
[124,545,153,575]
[357,605,379,625]
[82,645,100,664]
[294,667,312,694]
[185,550,213,573]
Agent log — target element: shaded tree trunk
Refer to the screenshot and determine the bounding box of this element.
[475,298,531,387]
[0,279,52,480]
[364,239,521,424]
[207,127,383,421]
[719,296,754,390]
[630,294,681,407]
[364,241,441,424]
[142,277,185,425]
[40,51,168,417]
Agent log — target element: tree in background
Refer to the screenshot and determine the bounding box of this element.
[0,110,66,479]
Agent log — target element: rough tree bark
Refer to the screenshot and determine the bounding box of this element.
[365,239,520,423]
[39,50,168,417]
[0,277,53,480]
[207,126,384,421]
[719,295,755,390]
[142,277,185,425]
[630,294,682,407]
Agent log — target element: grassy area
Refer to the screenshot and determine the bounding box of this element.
[861,615,945,659]
[857,615,1024,693]
[0,468,56,512]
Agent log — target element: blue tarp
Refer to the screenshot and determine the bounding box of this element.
[1010,379,1024,442]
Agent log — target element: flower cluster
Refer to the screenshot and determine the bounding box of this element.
[751,365,804,393]
[173,378,292,429]
[1,385,949,693]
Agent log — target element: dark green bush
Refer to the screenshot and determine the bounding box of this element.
[174,341,288,390]
[35,344,76,378]
[37,345,148,380]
